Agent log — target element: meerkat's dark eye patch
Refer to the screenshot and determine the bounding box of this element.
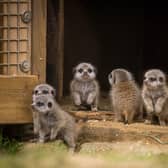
[88,68,93,73]
[51,90,55,96]
[42,90,49,94]
[78,68,83,73]
[159,77,164,82]
[36,101,44,107]
[34,90,38,95]
[48,102,52,108]
[149,77,156,82]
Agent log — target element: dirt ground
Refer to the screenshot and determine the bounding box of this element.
[1,94,168,168]
[59,95,168,159]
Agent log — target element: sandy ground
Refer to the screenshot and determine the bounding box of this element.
[2,95,168,168]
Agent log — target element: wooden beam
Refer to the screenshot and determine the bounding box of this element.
[32,0,47,82]
[69,111,115,121]
[0,5,3,74]
[56,0,64,100]
[78,121,168,143]
[0,75,38,124]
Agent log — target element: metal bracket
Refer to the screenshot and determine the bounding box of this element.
[20,60,30,73]
[21,11,31,24]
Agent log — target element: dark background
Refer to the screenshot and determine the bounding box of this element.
[47,0,168,95]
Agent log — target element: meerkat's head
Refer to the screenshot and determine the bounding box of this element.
[143,69,166,89]
[108,68,133,85]
[31,95,54,114]
[33,84,56,98]
[73,62,97,82]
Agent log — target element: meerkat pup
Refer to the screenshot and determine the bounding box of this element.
[142,69,168,126]
[108,68,143,124]
[70,62,100,111]
[32,83,56,134]
[31,95,76,151]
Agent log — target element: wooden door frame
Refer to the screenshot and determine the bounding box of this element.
[32,0,64,100]
[32,0,47,83]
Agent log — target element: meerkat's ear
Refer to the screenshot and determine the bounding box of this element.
[108,72,114,85]
[51,89,56,97]
[72,66,77,74]
[93,66,98,75]
[111,71,116,85]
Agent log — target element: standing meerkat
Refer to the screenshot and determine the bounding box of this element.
[32,84,56,134]
[142,69,168,126]
[70,62,100,111]
[31,95,76,151]
[108,68,143,124]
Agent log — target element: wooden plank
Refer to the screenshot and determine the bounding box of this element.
[69,111,115,121]
[0,4,3,74]
[32,0,47,82]
[0,75,38,124]
[56,0,64,100]
[79,121,168,143]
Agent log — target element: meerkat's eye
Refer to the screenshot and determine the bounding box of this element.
[88,68,93,73]
[159,77,164,82]
[78,68,83,73]
[149,77,156,82]
[37,102,44,107]
[42,90,49,94]
[34,90,38,95]
[48,102,52,108]
[51,90,55,96]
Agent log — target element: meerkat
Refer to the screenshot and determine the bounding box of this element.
[31,95,76,151]
[142,69,168,126]
[108,68,143,124]
[32,83,56,134]
[70,62,100,111]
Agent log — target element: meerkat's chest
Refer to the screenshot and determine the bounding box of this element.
[40,113,57,127]
[77,82,95,94]
[147,90,164,102]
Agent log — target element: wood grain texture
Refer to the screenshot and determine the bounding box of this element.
[0,75,38,124]
[32,0,47,82]
[56,0,64,100]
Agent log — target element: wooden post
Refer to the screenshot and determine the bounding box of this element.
[0,5,3,74]
[32,0,47,82]
[56,0,64,101]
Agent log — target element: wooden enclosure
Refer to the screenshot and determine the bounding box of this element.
[0,0,47,123]
[1,0,168,124]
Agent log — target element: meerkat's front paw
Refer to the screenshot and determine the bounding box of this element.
[146,106,154,113]
[155,105,162,114]
[50,133,57,141]
[74,99,81,106]
[144,119,152,125]
[91,106,98,112]
[39,138,45,143]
